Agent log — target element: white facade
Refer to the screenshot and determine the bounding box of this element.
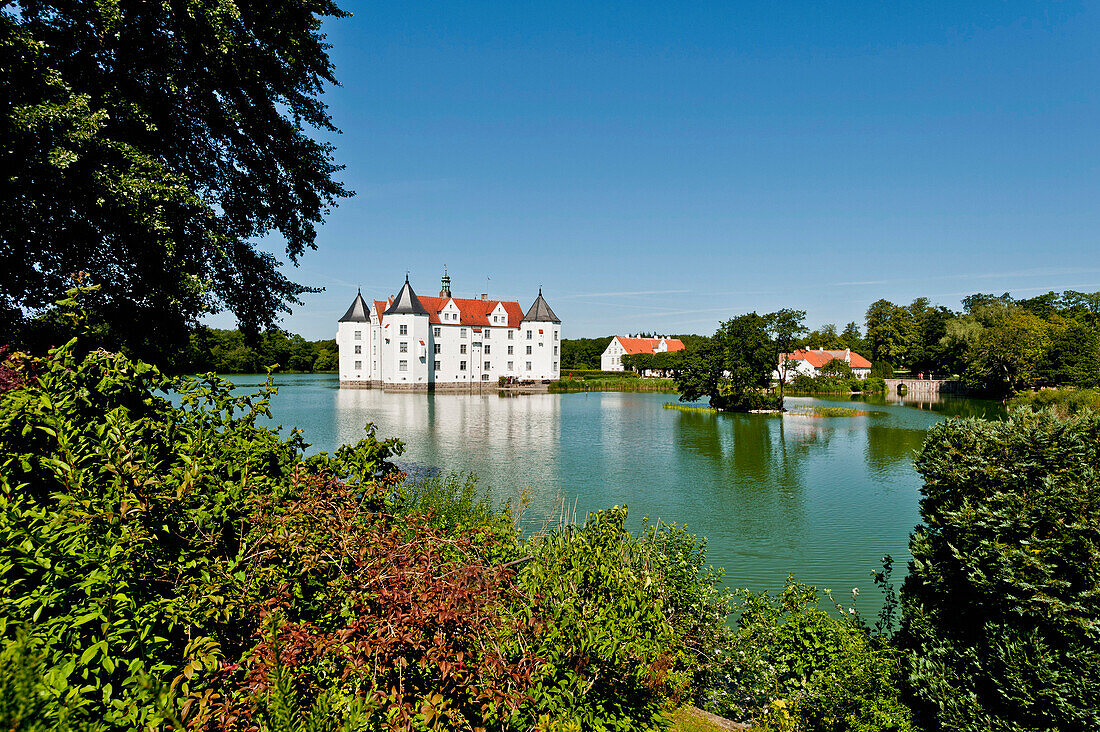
[600,336,685,372]
[338,275,561,389]
[774,348,873,382]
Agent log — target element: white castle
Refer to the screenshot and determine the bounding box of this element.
[337,271,561,390]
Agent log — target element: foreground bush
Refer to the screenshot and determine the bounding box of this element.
[0,340,735,730]
[901,410,1100,731]
[711,579,914,732]
[1007,387,1100,418]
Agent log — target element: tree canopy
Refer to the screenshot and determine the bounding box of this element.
[675,312,778,411]
[1,0,350,360]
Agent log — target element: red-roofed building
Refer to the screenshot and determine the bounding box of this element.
[601,336,686,372]
[337,270,561,390]
[776,348,872,381]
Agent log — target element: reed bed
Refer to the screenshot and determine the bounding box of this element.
[550,378,678,393]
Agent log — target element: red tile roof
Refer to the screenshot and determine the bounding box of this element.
[783,349,872,369]
[374,297,525,328]
[615,337,686,356]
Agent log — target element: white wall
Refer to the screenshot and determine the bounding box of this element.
[338,320,372,382]
[601,337,624,371]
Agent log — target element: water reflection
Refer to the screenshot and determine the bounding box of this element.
[216,376,986,599]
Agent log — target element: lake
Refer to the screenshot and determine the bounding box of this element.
[215,374,1004,604]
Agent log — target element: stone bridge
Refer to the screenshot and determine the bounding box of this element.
[884,377,964,396]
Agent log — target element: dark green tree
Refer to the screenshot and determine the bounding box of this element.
[1039,320,1100,388]
[864,299,912,369]
[675,313,775,411]
[765,308,807,407]
[560,337,614,370]
[901,411,1100,731]
[1,0,350,361]
[905,298,955,373]
[840,321,867,355]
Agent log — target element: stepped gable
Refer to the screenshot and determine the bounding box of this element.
[338,290,371,322]
[383,276,429,316]
[522,289,560,323]
[616,337,685,355]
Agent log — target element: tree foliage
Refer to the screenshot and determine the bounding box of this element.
[675,313,778,412]
[901,411,1100,731]
[1,0,350,360]
[0,336,740,730]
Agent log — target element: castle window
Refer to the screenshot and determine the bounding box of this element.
[460,344,467,355]
[507,346,513,355]
[460,360,467,371]
[484,328,490,338]
[508,361,514,370]
[354,345,361,354]
[354,330,361,340]
[399,324,408,335]
[354,360,361,370]
[508,330,514,340]
[481,373,489,380]
[484,361,491,370]
[553,361,558,370]
[526,346,532,355]
[434,361,441,371]
[526,330,532,339]
[484,345,490,354]
[554,331,559,340]
[399,360,408,372]
[553,346,558,355]
[433,327,441,337]
[461,328,467,338]
[526,361,532,371]
[434,344,441,354]
[399,342,408,353]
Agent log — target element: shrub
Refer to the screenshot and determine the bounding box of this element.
[0,341,538,730]
[0,340,725,730]
[819,358,853,379]
[789,374,817,392]
[870,362,894,378]
[1008,388,1100,418]
[860,377,886,393]
[518,507,693,731]
[901,410,1100,731]
[715,579,915,732]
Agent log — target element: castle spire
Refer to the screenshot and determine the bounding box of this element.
[440,265,452,298]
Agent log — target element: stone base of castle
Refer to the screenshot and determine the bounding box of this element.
[340,380,551,393]
[338,380,376,389]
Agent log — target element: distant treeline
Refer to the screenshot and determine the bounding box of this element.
[186,328,337,374]
[563,289,1100,397]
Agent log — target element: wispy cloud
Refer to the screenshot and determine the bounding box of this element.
[557,289,692,299]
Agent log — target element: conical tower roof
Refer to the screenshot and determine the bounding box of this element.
[339,290,371,322]
[383,275,429,316]
[522,288,560,323]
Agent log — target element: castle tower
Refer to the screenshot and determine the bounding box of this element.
[382,275,431,388]
[337,289,372,386]
[521,288,562,380]
[439,266,452,299]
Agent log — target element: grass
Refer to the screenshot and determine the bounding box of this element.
[669,706,747,732]
[786,406,872,418]
[663,402,717,414]
[550,377,677,393]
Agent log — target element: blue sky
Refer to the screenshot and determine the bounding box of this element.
[215,1,1100,339]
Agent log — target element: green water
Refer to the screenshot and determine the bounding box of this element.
[218,374,1004,601]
